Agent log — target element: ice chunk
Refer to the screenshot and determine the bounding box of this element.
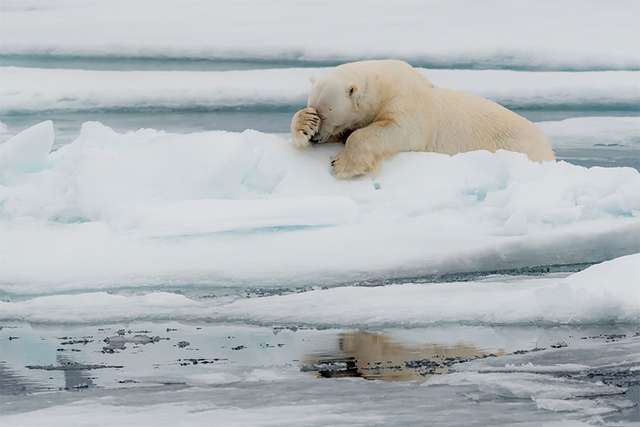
[0,120,53,181]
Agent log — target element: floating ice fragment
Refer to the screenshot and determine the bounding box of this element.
[0,120,53,181]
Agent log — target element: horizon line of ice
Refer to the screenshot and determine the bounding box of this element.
[2,67,640,113]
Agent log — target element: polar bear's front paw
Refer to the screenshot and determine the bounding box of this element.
[291,107,321,149]
[331,149,374,179]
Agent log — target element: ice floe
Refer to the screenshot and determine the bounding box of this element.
[428,371,629,416]
[0,401,385,427]
[213,254,640,326]
[2,254,639,325]
[539,117,640,150]
[2,67,640,113]
[0,121,639,292]
[1,0,639,71]
[0,292,201,324]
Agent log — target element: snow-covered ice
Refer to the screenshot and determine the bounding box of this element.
[2,253,639,325]
[0,121,639,292]
[539,117,640,150]
[542,117,640,170]
[214,254,640,327]
[1,0,639,71]
[429,371,630,416]
[0,372,599,426]
[2,67,639,113]
[0,292,200,324]
[0,401,388,427]
[0,120,54,180]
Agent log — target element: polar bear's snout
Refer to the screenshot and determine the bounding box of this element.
[312,113,352,144]
[308,114,334,144]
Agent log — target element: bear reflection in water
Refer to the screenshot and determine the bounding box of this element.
[303,331,501,381]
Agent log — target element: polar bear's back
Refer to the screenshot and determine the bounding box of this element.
[330,59,555,162]
[336,59,434,91]
[427,88,555,161]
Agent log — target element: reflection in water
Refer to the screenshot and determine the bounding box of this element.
[304,331,500,381]
[4,356,99,393]
[0,362,48,395]
[57,355,95,391]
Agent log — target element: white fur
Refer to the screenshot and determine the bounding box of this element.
[291,60,555,179]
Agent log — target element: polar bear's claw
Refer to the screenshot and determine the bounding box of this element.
[331,150,372,179]
[291,107,321,149]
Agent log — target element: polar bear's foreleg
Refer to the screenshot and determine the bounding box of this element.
[291,107,321,149]
[331,120,403,179]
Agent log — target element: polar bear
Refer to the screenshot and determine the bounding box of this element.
[291,60,555,179]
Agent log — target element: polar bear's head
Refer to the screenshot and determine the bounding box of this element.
[307,70,368,144]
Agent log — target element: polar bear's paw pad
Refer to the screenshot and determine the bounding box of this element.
[291,107,321,149]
